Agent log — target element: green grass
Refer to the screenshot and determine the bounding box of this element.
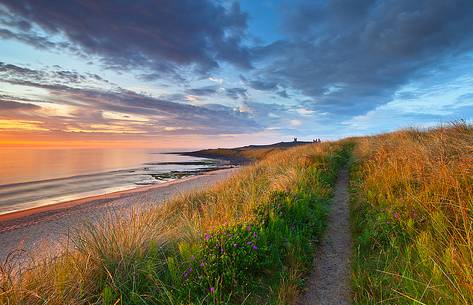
[1,142,352,305]
[94,146,351,304]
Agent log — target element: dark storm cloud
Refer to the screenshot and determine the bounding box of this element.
[0,0,251,76]
[253,0,473,115]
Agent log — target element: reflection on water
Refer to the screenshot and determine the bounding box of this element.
[0,148,218,215]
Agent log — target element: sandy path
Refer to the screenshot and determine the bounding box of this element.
[0,168,237,263]
[298,168,352,305]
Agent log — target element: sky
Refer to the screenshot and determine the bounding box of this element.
[1,0,473,149]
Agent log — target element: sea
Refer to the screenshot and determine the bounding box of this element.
[0,148,220,215]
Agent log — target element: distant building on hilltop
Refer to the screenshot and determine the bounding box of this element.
[293,137,298,142]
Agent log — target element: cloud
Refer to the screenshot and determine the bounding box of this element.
[2,1,472,140]
[276,90,289,98]
[185,86,220,96]
[251,0,473,115]
[240,75,279,91]
[0,62,114,90]
[0,1,252,77]
[0,62,261,135]
[225,87,247,100]
[0,99,40,111]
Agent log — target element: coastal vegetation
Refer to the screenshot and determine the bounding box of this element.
[350,122,473,304]
[0,141,350,304]
[1,123,471,304]
[180,141,313,164]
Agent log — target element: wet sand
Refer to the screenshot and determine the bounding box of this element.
[0,168,237,262]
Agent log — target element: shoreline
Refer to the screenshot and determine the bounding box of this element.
[0,167,236,231]
[166,151,249,165]
[0,167,238,261]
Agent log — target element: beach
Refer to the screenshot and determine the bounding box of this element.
[0,168,237,263]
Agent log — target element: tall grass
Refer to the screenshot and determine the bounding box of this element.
[0,142,350,304]
[350,122,473,304]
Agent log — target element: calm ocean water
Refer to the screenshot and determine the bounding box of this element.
[0,148,217,215]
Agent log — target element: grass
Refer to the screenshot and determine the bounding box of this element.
[183,141,313,163]
[2,122,470,304]
[0,141,351,304]
[349,122,473,304]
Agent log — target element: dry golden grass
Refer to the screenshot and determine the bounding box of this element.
[350,122,473,304]
[0,141,340,304]
[4,122,469,304]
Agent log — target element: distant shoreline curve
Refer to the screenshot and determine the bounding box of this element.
[0,168,234,228]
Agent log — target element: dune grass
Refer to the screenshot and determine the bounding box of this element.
[3,123,470,305]
[349,122,473,304]
[0,141,350,304]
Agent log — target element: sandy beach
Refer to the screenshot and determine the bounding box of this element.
[0,168,237,263]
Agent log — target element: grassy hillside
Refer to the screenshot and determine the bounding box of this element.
[1,124,471,304]
[350,122,473,304]
[0,141,350,304]
[178,141,314,164]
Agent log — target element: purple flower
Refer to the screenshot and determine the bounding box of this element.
[253,232,257,238]
[246,241,253,245]
[205,233,211,240]
[220,247,224,253]
[191,255,195,261]
[200,261,205,268]
[210,287,215,293]
[393,212,399,219]
[252,245,258,250]
[183,267,192,279]
[246,225,252,232]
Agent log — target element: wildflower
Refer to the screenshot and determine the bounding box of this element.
[200,261,205,268]
[183,267,192,279]
[233,243,238,247]
[246,225,251,231]
[253,232,257,238]
[220,247,224,253]
[205,233,211,240]
[191,255,195,261]
[393,212,399,219]
[210,287,215,293]
[246,241,253,245]
[252,245,258,250]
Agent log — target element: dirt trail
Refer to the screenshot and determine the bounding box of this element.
[298,167,352,305]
